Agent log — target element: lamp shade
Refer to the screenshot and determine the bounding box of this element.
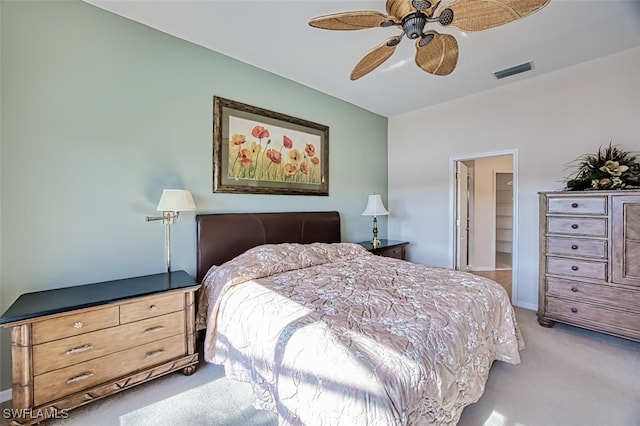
[156,189,196,212]
[362,194,389,216]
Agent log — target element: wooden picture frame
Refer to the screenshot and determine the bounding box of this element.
[213,97,329,195]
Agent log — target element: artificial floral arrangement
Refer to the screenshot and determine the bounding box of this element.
[564,142,640,191]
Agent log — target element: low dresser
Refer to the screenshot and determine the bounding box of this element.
[0,271,201,425]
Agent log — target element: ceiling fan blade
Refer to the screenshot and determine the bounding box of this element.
[351,37,399,80]
[440,0,550,32]
[414,31,458,76]
[309,11,390,30]
[386,0,416,21]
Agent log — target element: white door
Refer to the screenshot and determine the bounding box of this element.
[455,162,470,271]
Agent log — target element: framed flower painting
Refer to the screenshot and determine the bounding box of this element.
[213,97,329,195]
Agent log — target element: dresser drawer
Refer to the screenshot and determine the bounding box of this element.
[546,237,607,259]
[546,277,640,310]
[34,334,186,406]
[120,292,184,323]
[32,306,119,345]
[547,196,607,215]
[547,257,607,281]
[546,297,640,333]
[373,246,405,259]
[547,217,607,237]
[33,311,185,376]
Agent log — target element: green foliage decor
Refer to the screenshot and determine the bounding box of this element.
[564,143,640,191]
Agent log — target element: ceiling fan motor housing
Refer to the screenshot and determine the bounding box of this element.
[403,13,427,39]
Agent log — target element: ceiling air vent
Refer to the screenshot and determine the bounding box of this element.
[493,61,533,80]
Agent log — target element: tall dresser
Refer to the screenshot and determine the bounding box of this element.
[538,191,640,341]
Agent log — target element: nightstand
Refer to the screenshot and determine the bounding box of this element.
[0,271,201,425]
[357,239,409,260]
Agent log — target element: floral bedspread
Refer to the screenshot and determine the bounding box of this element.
[198,243,523,425]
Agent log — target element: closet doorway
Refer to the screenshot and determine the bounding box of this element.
[451,150,518,301]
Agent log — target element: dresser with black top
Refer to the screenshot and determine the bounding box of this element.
[0,271,201,425]
[538,191,640,341]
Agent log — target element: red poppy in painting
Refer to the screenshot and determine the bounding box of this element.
[266,149,282,164]
[311,157,320,165]
[237,149,252,166]
[305,144,316,157]
[252,126,270,139]
[283,135,293,149]
[300,163,308,175]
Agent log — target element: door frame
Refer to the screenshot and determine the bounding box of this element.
[455,161,471,271]
[449,149,519,302]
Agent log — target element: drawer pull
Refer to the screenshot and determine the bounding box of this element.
[144,326,165,334]
[571,308,578,313]
[571,287,579,292]
[65,344,94,355]
[74,321,84,329]
[571,203,579,208]
[145,349,165,359]
[149,305,158,311]
[571,244,579,250]
[571,266,579,271]
[67,372,94,384]
[571,224,579,229]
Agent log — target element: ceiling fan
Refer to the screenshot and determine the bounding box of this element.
[309,0,550,80]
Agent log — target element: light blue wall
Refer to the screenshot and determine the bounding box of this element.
[0,1,388,392]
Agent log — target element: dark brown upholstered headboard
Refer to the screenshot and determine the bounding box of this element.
[196,211,341,282]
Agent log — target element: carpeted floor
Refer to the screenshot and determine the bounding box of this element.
[2,308,639,425]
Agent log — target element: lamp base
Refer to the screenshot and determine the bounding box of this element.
[371,215,381,248]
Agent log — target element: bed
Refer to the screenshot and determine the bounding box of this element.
[196,211,523,425]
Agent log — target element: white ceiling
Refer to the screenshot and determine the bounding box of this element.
[84,0,640,117]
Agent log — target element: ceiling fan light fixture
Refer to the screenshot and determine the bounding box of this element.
[493,61,534,79]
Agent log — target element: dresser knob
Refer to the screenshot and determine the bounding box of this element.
[571,308,578,313]
[571,266,579,271]
[149,305,158,311]
[571,224,579,229]
[571,245,579,250]
[571,203,579,208]
[74,321,84,329]
[571,287,579,292]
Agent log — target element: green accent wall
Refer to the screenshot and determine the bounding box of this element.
[0,1,387,392]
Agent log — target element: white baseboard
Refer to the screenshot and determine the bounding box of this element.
[0,387,11,404]
[470,266,495,272]
[514,301,537,311]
